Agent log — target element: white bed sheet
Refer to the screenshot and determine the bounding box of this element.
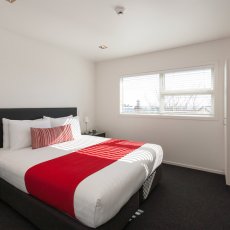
[0,135,163,228]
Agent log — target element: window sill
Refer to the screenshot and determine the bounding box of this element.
[119,113,217,121]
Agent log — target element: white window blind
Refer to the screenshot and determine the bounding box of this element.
[120,67,214,116]
[121,74,160,114]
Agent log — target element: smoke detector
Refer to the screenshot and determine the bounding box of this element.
[114,6,125,15]
[99,45,108,50]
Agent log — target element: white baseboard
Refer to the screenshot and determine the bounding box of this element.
[163,160,225,175]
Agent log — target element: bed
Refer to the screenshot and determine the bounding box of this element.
[0,107,163,230]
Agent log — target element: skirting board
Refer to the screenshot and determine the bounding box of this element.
[163,160,225,175]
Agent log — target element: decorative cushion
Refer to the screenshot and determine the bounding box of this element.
[31,124,74,149]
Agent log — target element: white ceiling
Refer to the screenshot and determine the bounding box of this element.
[0,0,230,62]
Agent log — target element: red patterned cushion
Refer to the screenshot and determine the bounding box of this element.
[31,124,74,149]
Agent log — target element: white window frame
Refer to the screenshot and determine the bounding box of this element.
[120,65,216,119]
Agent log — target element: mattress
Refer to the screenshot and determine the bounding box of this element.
[0,135,163,228]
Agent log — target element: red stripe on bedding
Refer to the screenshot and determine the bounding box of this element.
[25,139,143,217]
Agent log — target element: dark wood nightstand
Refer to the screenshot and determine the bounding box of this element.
[82,131,106,137]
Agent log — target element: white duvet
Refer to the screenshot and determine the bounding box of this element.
[0,135,163,228]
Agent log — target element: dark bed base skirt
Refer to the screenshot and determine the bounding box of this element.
[0,165,161,230]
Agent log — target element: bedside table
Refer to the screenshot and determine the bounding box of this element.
[82,131,106,137]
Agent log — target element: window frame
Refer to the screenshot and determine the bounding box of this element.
[119,65,216,119]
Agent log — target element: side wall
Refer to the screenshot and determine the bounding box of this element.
[0,28,95,130]
[95,38,230,174]
[227,60,230,183]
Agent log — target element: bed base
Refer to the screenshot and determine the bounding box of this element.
[0,166,161,230]
[0,178,139,230]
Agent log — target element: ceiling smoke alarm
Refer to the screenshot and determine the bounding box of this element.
[114,6,125,15]
[99,45,108,50]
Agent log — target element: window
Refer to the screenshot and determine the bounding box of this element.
[120,67,214,117]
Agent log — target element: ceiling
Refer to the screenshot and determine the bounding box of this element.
[0,0,230,62]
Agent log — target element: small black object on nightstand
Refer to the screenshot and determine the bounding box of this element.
[82,131,106,137]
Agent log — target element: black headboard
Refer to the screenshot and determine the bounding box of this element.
[0,107,77,148]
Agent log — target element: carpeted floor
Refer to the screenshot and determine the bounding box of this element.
[0,164,230,230]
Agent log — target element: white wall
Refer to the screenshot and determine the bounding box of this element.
[95,38,230,174]
[227,60,230,183]
[0,28,95,130]
[2,27,230,175]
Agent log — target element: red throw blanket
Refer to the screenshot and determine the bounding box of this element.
[25,139,143,217]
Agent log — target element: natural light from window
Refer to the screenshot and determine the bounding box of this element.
[120,67,214,117]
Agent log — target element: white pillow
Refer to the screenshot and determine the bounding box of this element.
[2,118,43,149]
[43,115,72,120]
[2,118,10,149]
[44,116,81,139]
[9,119,51,150]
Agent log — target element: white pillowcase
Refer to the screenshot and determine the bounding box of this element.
[2,118,10,149]
[9,119,51,150]
[44,116,81,139]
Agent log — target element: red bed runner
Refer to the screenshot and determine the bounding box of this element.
[25,139,143,217]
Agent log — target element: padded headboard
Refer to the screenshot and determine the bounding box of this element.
[0,107,77,148]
